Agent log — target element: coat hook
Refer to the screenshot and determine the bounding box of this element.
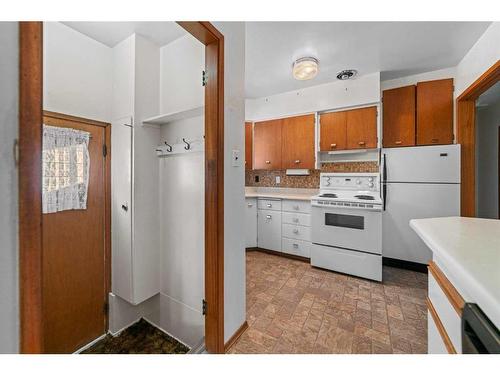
[164,141,173,152]
[182,138,191,150]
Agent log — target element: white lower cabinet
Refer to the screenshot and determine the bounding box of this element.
[257,209,282,251]
[428,310,448,354]
[245,198,257,248]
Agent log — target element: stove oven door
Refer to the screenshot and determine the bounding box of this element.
[311,206,382,254]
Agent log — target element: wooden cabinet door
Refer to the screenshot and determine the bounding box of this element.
[416,78,453,145]
[346,106,378,149]
[253,119,282,170]
[383,85,416,147]
[245,122,253,170]
[281,114,315,169]
[320,111,347,151]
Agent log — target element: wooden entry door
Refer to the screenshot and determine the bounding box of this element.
[42,112,109,353]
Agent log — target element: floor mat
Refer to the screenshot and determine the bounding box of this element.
[81,319,190,354]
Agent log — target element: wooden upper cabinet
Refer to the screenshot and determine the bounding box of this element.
[346,106,378,149]
[281,114,315,169]
[245,122,253,170]
[253,119,282,170]
[320,111,347,151]
[416,78,453,146]
[383,85,416,148]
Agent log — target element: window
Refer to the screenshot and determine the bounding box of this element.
[42,125,90,213]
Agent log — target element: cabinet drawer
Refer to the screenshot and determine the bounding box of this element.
[282,199,311,213]
[257,198,282,211]
[282,211,311,226]
[428,266,462,353]
[427,310,448,354]
[282,238,311,258]
[282,223,311,241]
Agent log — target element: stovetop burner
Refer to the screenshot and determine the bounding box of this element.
[354,195,375,200]
[319,193,338,198]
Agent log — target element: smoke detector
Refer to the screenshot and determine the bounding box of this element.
[336,70,357,80]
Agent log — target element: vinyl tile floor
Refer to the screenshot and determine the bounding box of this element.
[228,251,428,354]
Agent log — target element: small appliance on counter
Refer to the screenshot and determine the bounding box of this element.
[310,173,382,281]
[462,303,500,354]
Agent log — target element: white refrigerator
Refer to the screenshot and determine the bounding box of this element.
[382,144,461,264]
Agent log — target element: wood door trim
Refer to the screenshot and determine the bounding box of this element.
[178,21,225,354]
[20,20,225,354]
[457,60,500,216]
[43,110,110,128]
[19,21,44,353]
[224,321,248,353]
[426,297,457,354]
[428,261,465,316]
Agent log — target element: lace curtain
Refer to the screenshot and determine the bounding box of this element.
[42,125,91,214]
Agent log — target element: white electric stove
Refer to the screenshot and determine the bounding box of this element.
[310,173,382,281]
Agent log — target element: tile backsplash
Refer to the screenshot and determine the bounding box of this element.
[245,161,379,188]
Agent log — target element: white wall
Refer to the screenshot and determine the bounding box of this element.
[213,21,247,343]
[160,34,205,114]
[43,22,113,122]
[455,22,500,97]
[476,101,500,219]
[0,22,19,354]
[246,72,380,121]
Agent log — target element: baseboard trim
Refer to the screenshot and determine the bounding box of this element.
[224,321,248,353]
[383,257,428,273]
[246,247,310,263]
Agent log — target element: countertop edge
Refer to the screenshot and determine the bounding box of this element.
[410,218,500,329]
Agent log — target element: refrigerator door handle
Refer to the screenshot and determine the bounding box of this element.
[382,153,387,182]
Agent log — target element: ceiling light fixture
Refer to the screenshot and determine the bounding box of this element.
[292,57,319,81]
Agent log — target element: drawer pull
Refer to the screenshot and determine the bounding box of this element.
[395,140,402,145]
[294,160,300,164]
[247,203,253,207]
[358,141,366,146]
[330,143,337,148]
[265,160,271,164]
[293,218,299,223]
[266,215,272,219]
[431,138,439,143]
[267,203,272,208]
[293,243,299,248]
[293,205,299,210]
[293,228,299,234]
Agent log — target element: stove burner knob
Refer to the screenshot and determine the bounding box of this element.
[368,177,374,182]
[368,182,374,188]
[356,179,361,185]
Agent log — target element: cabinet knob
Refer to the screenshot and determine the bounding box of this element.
[293,228,299,234]
[431,138,439,143]
[293,243,299,248]
[293,218,299,223]
[330,143,337,149]
[247,203,253,207]
[294,160,300,164]
[265,160,271,164]
[395,140,402,145]
[293,205,299,210]
[267,203,272,208]
[358,141,366,146]
[266,215,272,220]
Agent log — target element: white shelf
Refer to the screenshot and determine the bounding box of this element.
[143,106,203,126]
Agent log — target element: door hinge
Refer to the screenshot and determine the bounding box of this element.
[103,302,109,314]
[103,144,107,157]
[202,299,207,315]
[202,70,207,86]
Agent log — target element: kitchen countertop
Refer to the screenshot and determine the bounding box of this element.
[410,216,500,328]
[245,187,318,201]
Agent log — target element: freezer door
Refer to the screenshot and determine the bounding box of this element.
[382,144,460,183]
[382,183,460,264]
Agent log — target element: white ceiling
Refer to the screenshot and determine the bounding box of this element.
[477,81,500,108]
[62,22,186,47]
[245,22,491,98]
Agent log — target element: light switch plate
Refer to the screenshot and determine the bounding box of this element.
[231,149,240,167]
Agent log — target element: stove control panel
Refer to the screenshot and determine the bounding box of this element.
[320,173,380,192]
